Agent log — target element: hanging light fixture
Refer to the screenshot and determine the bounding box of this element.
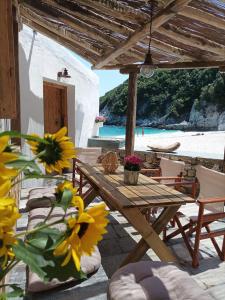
[140,0,156,78]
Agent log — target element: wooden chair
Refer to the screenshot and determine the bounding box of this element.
[141,157,195,196]
[72,147,102,196]
[165,165,225,267]
[141,158,196,223]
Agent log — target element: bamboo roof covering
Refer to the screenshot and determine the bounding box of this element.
[18,0,225,71]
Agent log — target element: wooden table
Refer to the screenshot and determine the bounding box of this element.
[76,162,195,266]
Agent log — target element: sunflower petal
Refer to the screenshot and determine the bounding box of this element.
[71,249,81,271]
[0,136,9,153]
[55,127,67,141]
[61,250,72,267]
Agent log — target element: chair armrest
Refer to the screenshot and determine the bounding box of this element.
[152,176,183,181]
[198,197,225,204]
[164,181,195,186]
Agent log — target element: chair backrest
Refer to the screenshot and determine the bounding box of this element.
[196,165,225,213]
[75,147,102,165]
[160,157,185,184]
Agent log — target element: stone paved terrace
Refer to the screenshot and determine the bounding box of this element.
[6,188,225,300]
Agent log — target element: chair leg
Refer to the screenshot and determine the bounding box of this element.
[170,218,175,227]
[221,235,225,261]
[192,205,204,268]
[205,225,223,260]
[173,215,194,259]
[163,226,167,241]
[79,173,83,195]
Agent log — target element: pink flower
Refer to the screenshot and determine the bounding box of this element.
[124,155,142,166]
[95,116,106,123]
[124,155,142,171]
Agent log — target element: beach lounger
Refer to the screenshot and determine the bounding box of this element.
[165,165,225,267]
[147,142,181,153]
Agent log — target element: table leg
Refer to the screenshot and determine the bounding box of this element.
[120,205,180,266]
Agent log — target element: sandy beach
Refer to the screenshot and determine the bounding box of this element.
[132,131,225,159]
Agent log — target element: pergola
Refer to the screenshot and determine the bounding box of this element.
[1,0,225,155]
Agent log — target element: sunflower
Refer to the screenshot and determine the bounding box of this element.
[0,136,18,177]
[0,198,21,230]
[27,127,76,173]
[56,181,78,196]
[54,201,109,271]
[56,181,83,209]
[0,176,11,197]
[0,230,17,269]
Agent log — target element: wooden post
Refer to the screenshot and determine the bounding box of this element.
[11,5,21,144]
[0,0,17,119]
[125,71,138,156]
[223,145,225,173]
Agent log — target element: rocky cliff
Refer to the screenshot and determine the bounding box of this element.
[100,69,225,130]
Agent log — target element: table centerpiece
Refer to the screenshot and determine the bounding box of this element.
[124,155,142,185]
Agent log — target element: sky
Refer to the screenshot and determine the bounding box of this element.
[73,54,128,97]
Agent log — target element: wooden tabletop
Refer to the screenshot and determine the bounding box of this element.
[76,162,195,209]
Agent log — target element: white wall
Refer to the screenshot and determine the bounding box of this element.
[19,25,99,153]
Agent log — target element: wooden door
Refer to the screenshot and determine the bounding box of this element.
[43,82,68,133]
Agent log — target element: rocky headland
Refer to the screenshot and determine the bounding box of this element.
[100,69,225,131]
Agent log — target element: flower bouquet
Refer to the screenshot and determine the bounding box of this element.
[95,116,106,124]
[124,155,142,185]
[0,127,108,299]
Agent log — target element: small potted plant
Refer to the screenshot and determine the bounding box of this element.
[124,155,142,185]
[93,116,106,137]
[95,116,106,126]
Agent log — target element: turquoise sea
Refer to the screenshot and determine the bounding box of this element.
[99,125,178,137]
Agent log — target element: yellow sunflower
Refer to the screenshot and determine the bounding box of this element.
[56,180,83,209]
[0,230,17,269]
[27,127,76,173]
[0,198,21,230]
[0,136,18,177]
[56,181,78,196]
[54,200,109,271]
[0,176,11,197]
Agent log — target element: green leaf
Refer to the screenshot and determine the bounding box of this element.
[0,285,24,299]
[12,240,52,282]
[23,174,65,181]
[27,227,64,251]
[6,159,42,174]
[42,252,86,282]
[55,189,73,212]
[0,131,49,144]
[24,230,86,282]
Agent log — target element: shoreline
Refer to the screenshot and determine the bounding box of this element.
[100,130,225,160]
[134,131,225,160]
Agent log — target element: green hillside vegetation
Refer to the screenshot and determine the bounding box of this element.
[100,69,225,123]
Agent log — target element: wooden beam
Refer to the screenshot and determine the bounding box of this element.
[20,5,106,55]
[115,60,225,73]
[0,0,17,118]
[179,6,225,32]
[125,72,138,156]
[148,38,212,61]
[75,0,149,23]
[21,1,118,47]
[11,5,21,144]
[22,17,98,64]
[92,0,192,69]
[157,25,225,57]
[38,0,133,36]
